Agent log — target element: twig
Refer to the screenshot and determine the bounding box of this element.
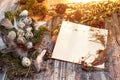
[24,63,31,78]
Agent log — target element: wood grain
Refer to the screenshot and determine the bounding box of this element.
[1,0,120,80]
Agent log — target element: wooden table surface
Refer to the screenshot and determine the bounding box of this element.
[0,0,120,80]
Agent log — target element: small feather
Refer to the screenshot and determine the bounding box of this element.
[0,37,6,50]
[34,49,47,72]
[0,18,13,29]
[13,17,19,30]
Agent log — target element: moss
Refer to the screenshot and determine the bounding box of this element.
[25,0,35,10]
[55,4,67,15]
[4,11,19,24]
[4,11,14,23]
[0,52,34,79]
[31,50,40,59]
[40,5,48,16]
[30,26,49,44]
[0,26,17,36]
[30,4,48,18]
[19,0,48,20]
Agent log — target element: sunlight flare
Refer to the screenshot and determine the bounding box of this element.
[68,0,110,3]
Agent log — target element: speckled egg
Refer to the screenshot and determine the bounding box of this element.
[18,21,25,29]
[19,10,28,17]
[25,31,33,39]
[17,36,26,44]
[7,31,16,40]
[22,57,31,67]
[26,42,33,49]
[20,17,32,25]
[26,27,32,32]
[17,29,25,37]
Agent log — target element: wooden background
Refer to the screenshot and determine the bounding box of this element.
[0,0,120,80]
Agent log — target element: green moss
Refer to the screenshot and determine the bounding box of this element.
[0,26,17,36]
[31,50,40,59]
[0,52,34,79]
[39,5,48,17]
[30,3,48,18]
[30,26,49,44]
[5,11,14,22]
[25,0,35,10]
[4,11,19,25]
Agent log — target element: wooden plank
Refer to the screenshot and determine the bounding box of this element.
[52,60,60,80]
[74,64,82,80]
[105,13,120,80]
[1,0,120,80]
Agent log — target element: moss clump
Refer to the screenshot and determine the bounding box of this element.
[25,0,35,10]
[31,26,49,44]
[30,4,48,19]
[4,11,15,23]
[0,26,17,36]
[4,11,19,24]
[0,52,34,79]
[55,4,67,15]
[18,0,48,20]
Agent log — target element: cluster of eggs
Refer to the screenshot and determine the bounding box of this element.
[6,10,34,50]
[0,10,34,67]
[17,10,34,67]
[17,10,33,45]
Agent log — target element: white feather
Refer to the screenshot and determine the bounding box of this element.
[36,49,47,63]
[0,37,6,50]
[34,49,47,72]
[13,17,19,30]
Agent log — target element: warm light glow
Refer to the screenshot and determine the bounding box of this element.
[69,0,106,3]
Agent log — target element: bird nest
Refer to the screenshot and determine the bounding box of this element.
[0,9,49,79]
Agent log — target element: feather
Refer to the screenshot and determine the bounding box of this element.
[13,17,19,30]
[34,49,47,72]
[1,34,27,58]
[0,36,6,50]
[0,18,13,29]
